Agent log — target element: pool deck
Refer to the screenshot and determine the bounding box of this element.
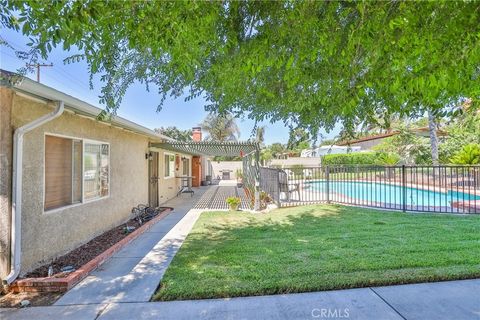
[279,181,479,213]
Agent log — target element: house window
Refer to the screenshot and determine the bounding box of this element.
[84,142,110,200]
[44,135,109,211]
[164,154,175,177]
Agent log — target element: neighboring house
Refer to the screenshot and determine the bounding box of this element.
[300,145,361,157]
[337,129,447,151]
[0,69,193,285]
[337,131,401,150]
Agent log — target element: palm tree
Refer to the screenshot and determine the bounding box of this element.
[427,110,440,165]
[255,125,266,148]
[200,113,240,141]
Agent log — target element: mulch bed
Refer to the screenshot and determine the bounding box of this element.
[22,208,170,279]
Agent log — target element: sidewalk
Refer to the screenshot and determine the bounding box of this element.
[2,279,479,319]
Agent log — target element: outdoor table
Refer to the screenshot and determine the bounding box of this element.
[176,175,195,196]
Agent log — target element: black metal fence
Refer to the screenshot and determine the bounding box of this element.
[260,165,480,213]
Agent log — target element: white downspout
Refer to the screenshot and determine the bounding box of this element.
[3,100,64,285]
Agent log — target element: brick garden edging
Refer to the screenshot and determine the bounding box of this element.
[10,209,172,293]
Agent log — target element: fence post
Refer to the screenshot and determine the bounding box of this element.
[254,151,261,211]
[326,166,330,203]
[275,169,281,206]
[402,165,406,212]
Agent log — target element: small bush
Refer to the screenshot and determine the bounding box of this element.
[450,143,480,165]
[374,152,401,165]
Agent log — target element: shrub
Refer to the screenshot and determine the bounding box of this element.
[322,152,379,165]
[374,152,401,165]
[450,143,480,165]
[323,151,402,166]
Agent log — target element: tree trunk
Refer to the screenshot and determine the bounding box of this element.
[428,110,439,166]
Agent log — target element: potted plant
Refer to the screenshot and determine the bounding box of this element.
[226,196,241,211]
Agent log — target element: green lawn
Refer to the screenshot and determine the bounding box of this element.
[153,205,480,301]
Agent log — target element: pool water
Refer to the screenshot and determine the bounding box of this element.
[307,180,480,208]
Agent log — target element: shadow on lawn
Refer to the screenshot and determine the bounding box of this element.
[190,205,350,241]
[156,204,480,301]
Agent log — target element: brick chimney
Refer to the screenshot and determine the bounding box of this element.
[192,127,202,142]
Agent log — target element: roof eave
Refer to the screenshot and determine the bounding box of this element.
[5,72,172,142]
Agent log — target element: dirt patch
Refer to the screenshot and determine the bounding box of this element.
[0,291,62,307]
[23,207,170,279]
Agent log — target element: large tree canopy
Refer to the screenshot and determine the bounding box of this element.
[1,1,479,136]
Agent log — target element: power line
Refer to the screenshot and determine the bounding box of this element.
[3,39,93,91]
[26,62,53,82]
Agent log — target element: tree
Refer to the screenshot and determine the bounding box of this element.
[1,2,479,135]
[287,128,310,151]
[200,113,240,142]
[154,126,192,142]
[427,111,440,165]
[260,149,273,166]
[440,108,480,163]
[269,143,288,159]
[254,126,266,148]
[372,125,432,165]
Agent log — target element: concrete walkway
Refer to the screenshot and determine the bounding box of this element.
[54,187,209,305]
[2,279,479,319]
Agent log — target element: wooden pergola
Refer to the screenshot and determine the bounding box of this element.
[150,141,261,210]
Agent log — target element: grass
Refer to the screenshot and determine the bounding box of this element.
[153,205,480,301]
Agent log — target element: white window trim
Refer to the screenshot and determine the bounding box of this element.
[43,133,110,214]
[164,152,176,179]
[83,138,111,202]
[182,155,192,176]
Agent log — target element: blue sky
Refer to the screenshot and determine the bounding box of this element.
[1,28,340,145]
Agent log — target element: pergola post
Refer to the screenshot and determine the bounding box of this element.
[254,148,261,211]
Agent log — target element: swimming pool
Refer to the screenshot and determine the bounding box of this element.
[307,180,480,208]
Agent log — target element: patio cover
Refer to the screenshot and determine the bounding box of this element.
[149,141,259,157]
[150,141,261,210]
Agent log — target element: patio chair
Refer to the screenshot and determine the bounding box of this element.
[279,170,301,201]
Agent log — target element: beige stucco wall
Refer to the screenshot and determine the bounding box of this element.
[153,148,192,203]
[11,93,153,274]
[0,88,13,279]
[210,161,243,180]
[269,157,322,168]
[351,139,385,150]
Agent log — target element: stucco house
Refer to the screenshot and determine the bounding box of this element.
[0,69,196,286]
